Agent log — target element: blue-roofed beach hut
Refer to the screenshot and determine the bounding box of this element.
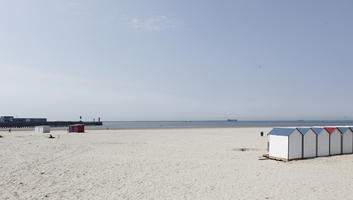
[312,128,330,157]
[337,127,353,154]
[268,128,303,160]
[297,128,316,158]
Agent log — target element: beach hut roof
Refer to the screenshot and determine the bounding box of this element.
[297,128,311,135]
[268,128,297,136]
[312,128,324,134]
[337,127,349,133]
[324,127,337,134]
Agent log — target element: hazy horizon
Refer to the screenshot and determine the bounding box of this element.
[1,1,353,121]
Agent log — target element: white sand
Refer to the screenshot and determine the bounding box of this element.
[1,127,353,200]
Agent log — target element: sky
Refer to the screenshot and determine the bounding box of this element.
[1,0,353,121]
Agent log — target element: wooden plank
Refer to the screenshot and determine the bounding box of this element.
[263,154,290,162]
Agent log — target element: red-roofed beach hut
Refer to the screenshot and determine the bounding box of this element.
[325,127,342,155]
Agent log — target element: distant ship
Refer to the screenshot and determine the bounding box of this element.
[227,119,238,122]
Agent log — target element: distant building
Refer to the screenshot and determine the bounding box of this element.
[0,116,47,123]
[0,116,15,122]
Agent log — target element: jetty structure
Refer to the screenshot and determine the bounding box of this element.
[0,116,103,128]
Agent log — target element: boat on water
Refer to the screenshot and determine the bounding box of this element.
[227,119,238,122]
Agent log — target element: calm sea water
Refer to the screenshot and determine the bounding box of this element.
[101,121,353,129]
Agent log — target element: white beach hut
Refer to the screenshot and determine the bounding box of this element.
[325,127,342,155]
[337,127,353,154]
[35,126,50,134]
[268,128,302,161]
[311,128,329,157]
[297,128,317,158]
[350,127,353,152]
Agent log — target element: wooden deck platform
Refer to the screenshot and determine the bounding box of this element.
[262,154,301,162]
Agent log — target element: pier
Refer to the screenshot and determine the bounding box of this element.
[0,121,103,128]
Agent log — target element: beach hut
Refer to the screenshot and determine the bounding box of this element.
[35,126,50,134]
[297,128,317,158]
[268,128,302,161]
[350,127,353,152]
[69,124,85,133]
[337,127,353,154]
[312,128,330,157]
[325,127,342,155]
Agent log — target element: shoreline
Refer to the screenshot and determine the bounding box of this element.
[0,125,299,132]
[0,126,267,132]
[2,124,353,132]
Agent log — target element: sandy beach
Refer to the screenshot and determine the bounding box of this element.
[1,127,353,200]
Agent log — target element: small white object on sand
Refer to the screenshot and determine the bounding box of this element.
[35,126,51,134]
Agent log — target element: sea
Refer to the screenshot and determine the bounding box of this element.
[101,120,353,129]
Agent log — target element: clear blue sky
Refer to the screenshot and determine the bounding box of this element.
[1,0,353,121]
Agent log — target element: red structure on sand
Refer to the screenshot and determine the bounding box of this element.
[69,124,85,133]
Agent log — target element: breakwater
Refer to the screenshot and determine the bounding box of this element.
[0,121,103,128]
